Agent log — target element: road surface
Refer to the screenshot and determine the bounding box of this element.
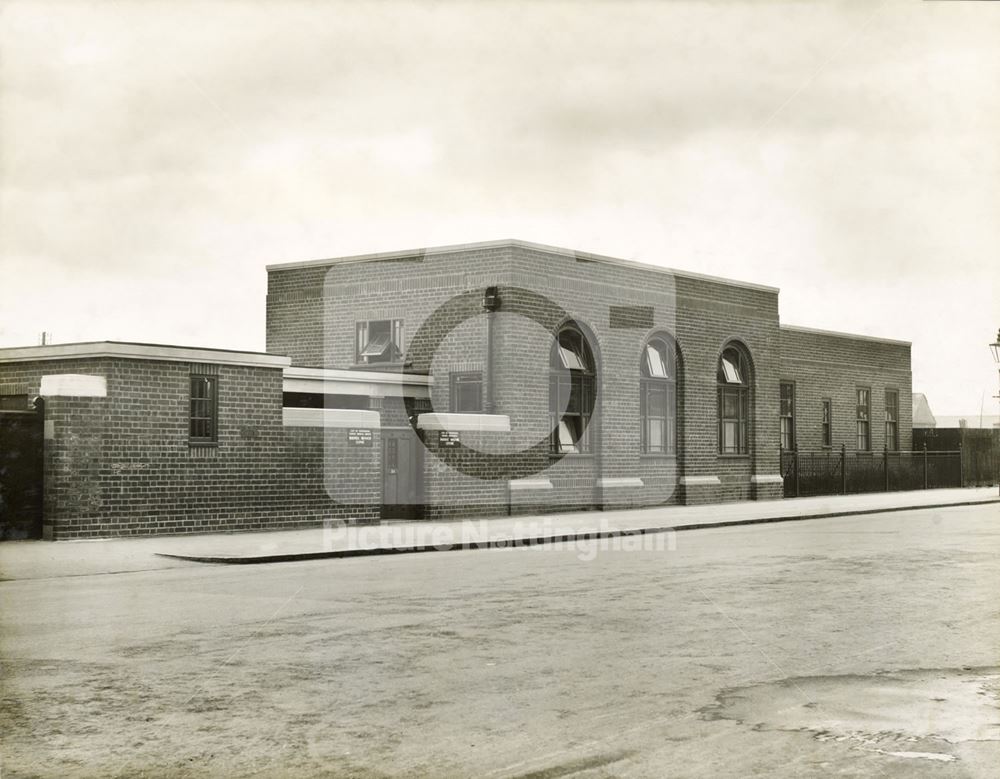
[2,504,999,777]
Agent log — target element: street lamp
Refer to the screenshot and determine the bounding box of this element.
[991,329,1000,496]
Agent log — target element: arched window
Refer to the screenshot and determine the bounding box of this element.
[640,336,677,454]
[550,325,595,453]
[718,344,751,455]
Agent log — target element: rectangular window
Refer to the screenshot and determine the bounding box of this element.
[718,386,748,455]
[885,389,899,451]
[449,372,483,413]
[641,381,675,455]
[780,382,795,450]
[189,376,218,444]
[356,319,404,364]
[821,399,832,448]
[856,387,871,451]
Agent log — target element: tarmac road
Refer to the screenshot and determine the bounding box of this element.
[1,503,999,778]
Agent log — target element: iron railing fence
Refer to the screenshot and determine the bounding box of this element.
[780,446,962,499]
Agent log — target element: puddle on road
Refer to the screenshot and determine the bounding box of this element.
[703,667,1000,763]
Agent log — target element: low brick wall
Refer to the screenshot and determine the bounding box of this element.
[0,356,380,539]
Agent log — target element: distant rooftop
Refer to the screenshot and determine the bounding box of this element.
[912,393,936,428]
[933,414,1000,430]
[912,392,1000,429]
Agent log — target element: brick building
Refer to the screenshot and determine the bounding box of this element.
[0,239,913,538]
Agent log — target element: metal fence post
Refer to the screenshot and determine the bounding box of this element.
[794,450,800,498]
[958,442,964,488]
[841,444,847,495]
[923,443,928,489]
[883,446,889,492]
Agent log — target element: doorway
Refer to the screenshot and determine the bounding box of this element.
[0,406,44,540]
[381,427,424,520]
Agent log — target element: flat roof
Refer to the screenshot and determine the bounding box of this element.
[780,324,911,347]
[0,341,291,368]
[265,238,780,295]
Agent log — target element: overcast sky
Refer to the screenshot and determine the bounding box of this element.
[1,0,998,416]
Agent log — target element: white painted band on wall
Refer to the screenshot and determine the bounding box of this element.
[39,374,107,397]
[282,408,381,428]
[283,367,432,399]
[597,477,645,488]
[509,478,554,491]
[679,475,722,486]
[750,474,785,484]
[416,413,511,432]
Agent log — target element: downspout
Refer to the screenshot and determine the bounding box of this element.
[482,286,500,414]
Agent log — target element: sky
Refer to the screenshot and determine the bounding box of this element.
[1,0,998,416]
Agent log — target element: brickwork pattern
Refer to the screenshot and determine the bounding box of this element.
[0,358,380,538]
[0,245,915,535]
[779,328,912,456]
[266,243,800,513]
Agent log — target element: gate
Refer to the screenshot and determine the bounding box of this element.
[0,407,44,539]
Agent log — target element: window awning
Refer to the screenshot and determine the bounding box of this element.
[558,345,586,371]
[360,333,392,358]
[645,344,668,378]
[720,355,742,384]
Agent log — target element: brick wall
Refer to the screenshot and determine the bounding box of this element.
[267,242,787,512]
[779,327,912,455]
[0,245,917,537]
[420,430,511,520]
[0,357,379,538]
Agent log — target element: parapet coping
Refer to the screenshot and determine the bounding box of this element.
[0,341,291,368]
[265,238,780,295]
[780,324,911,347]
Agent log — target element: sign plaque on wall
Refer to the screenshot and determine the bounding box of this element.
[438,430,461,447]
[347,428,373,447]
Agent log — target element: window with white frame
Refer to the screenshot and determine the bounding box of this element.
[356,319,403,364]
[780,382,795,450]
[856,387,871,451]
[885,389,899,451]
[549,325,595,454]
[640,336,677,455]
[718,345,751,455]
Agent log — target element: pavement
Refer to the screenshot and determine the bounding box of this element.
[0,486,997,581]
[3,503,1000,777]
